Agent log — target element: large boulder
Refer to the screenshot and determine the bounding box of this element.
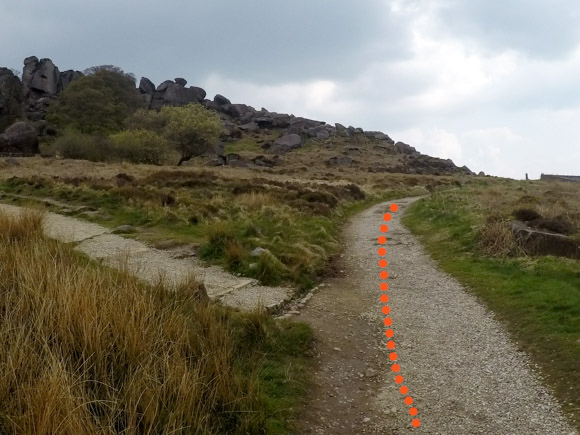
[189,86,206,102]
[394,141,418,155]
[27,58,61,96]
[214,94,231,106]
[156,80,174,92]
[510,221,580,259]
[139,77,156,94]
[0,68,24,131]
[366,131,395,144]
[163,83,205,107]
[270,134,302,153]
[0,122,39,154]
[174,77,187,87]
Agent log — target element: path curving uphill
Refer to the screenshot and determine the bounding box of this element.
[0,203,294,311]
[295,198,576,434]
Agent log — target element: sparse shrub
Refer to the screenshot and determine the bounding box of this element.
[53,131,113,162]
[109,129,171,165]
[478,215,526,257]
[225,240,247,270]
[252,250,288,285]
[200,221,238,259]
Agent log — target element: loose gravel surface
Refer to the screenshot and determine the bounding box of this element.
[295,198,576,434]
[0,203,294,311]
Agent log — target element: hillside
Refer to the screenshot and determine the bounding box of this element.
[0,56,475,177]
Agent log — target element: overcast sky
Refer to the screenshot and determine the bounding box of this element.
[2,0,579,179]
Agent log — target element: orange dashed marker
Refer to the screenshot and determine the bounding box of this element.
[379,203,420,427]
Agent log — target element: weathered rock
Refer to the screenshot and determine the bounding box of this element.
[270,134,302,153]
[28,58,60,96]
[189,86,206,102]
[156,80,174,92]
[366,131,394,144]
[221,103,254,118]
[327,156,353,167]
[60,70,83,90]
[510,220,580,259]
[271,113,291,128]
[214,94,231,106]
[220,121,242,140]
[0,68,24,131]
[163,83,204,106]
[394,141,418,155]
[139,77,155,94]
[335,123,346,131]
[254,116,273,128]
[345,147,361,156]
[252,155,279,167]
[174,77,187,87]
[239,121,259,133]
[0,121,38,153]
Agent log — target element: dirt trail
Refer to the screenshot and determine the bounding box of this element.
[294,198,576,434]
[0,203,293,311]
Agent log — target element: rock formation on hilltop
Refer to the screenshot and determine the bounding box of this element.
[0,55,475,175]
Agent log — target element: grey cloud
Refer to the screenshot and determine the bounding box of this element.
[0,0,412,87]
[435,0,580,58]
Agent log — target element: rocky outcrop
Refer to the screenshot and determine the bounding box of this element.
[0,121,38,154]
[270,134,302,153]
[20,56,82,122]
[214,94,231,106]
[395,141,418,155]
[0,68,24,131]
[139,78,207,110]
[510,220,580,259]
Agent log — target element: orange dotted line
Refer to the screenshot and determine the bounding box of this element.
[379,203,421,429]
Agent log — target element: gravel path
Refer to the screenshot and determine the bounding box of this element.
[295,198,576,434]
[0,203,294,311]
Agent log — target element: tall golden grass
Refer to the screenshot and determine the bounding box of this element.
[0,211,270,434]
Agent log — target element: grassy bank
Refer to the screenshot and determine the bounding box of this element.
[403,179,580,428]
[0,168,436,291]
[0,210,312,434]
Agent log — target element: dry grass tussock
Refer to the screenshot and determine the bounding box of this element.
[0,210,276,434]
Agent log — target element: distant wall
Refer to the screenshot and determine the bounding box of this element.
[540,174,580,183]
